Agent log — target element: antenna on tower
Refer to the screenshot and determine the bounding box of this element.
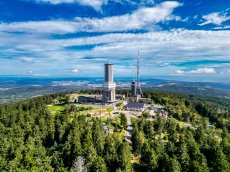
[132,69,135,81]
[136,50,142,97]
[137,50,140,84]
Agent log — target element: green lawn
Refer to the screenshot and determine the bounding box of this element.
[47,103,115,119]
[47,105,65,114]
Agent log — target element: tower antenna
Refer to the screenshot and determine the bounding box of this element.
[137,50,140,84]
[136,50,142,97]
[132,69,135,81]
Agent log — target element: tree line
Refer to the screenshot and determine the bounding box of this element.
[0,90,230,171]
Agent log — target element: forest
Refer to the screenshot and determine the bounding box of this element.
[0,89,230,172]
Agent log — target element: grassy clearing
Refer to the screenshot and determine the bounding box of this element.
[47,105,65,114]
[152,103,164,108]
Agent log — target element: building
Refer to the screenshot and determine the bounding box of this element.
[149,107,168,119]
[78,95,102,104]
[131,81,136,97]
[116,94,126,100]
[124,102,146,112]
[160,110,168,119]
[103,63,116,103]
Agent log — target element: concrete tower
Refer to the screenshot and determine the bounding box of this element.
[136,50,142,97]
[131,69,136,97]
[103,63,116,103]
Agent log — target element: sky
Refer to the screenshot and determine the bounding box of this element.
[0,0,230,82]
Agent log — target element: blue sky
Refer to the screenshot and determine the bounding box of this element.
[0,0,230,82]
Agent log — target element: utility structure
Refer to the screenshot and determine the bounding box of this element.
[131,50,142,98]
[103,63,116,103]
[136,50,142,97]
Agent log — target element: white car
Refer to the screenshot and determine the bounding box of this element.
[113,110,119,114]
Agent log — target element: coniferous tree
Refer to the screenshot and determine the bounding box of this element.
[104,137,119,171]
[120,113,128,129]
[118,142,132,172]
[92,119,105,155]
[141,142,157,171]
[132,125,144,155]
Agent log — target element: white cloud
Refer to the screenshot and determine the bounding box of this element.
[26,70,50,76]
[74,1,181,32]
[33,0,108,10]
[0,1,181,34]
[32,73,50,76]
[0,29,230,77]
[199,12,230,26]
[189,68,216,74]
[72,69,79,73]
[213,25,230,30]
[0,20,77,34]
[19,57,34,62]
[175,70,184,74]
[175,68,216,75]
[27,70,33,74]
[30,0,160,10]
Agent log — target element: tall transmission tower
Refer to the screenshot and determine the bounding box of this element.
[132,69,135,82]
[136,50,142,97]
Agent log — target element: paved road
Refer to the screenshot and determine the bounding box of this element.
[126,113,137,125]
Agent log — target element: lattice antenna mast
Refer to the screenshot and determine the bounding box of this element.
[132,69,135,82]
[136,50,142,97]
[137,50,140,86]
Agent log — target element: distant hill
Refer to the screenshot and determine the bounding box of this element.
[0,76,230,103]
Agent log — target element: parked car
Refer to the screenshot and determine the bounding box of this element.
[113,110,119,114]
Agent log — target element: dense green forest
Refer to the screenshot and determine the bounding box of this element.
[0,90,230,171]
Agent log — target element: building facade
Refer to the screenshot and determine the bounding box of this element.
[103,63,116,103]
[124,102,146,112]
[78,95,102,104]
[131,81,136,97]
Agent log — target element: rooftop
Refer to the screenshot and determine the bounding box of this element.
[125,102,146,109]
